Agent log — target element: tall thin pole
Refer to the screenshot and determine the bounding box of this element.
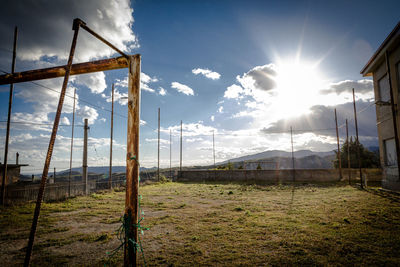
[290,126,295,182]
[346,119,351,185]
[1,27,17,206]
[352,88,363,188]
[25,19,81,266]
[335,109,342,180]
[53,167,56,182]
[385,51,400,180]
[213,131,216,168]
[109,84,114,189]
[157,108,160,181]
[170,129,172,179]
[125,54,141,267]
[180,120,183,172]
[83,119,88,195]
[68,88,76,197]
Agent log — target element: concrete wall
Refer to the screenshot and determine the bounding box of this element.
[177,169,382,184]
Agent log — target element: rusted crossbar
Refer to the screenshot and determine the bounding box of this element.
[0,56,128,85]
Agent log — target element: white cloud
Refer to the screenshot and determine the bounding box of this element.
[210,115,215,122]
[61,117,70,125]
[320,79,373,95]
[100,118,106,123]
[73,72,107,94]
[140,120,147,125]
[159,87,167,96]
[171,82,194,96]
[224,84,245,99]
[77,106,98,124]
[192,68,221,80]
[218,106,224,113]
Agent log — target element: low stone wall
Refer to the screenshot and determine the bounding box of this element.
[177,169,382,184]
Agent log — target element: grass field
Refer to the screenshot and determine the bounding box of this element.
[1,182,400,266]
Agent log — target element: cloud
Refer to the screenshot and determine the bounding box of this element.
[76,105,98,124]
[224,84,245,99]
[140,120,147,125]
[171,82,194,96]
[0,0,137,63]
[320,79,373,95]
[236,63,277,92]
[159,87,167,96]
[192,68,221,80]
[218,106,224,113]
[61,117,70,125]
[263,100,378,140]
[161,121,216,137]
[99,118,106,123]
[73,72,107,94]
[210,115,215,122]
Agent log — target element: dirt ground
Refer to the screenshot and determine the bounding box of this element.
[1,182,400,266]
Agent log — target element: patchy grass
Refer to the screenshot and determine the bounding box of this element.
[1,182,400,266]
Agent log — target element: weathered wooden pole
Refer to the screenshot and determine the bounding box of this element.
[335,109,343,180]
[180,120,183,172]
[109,83,114,189]
[157,108,160,181]
[83,119,88,195]
[24,18,81,266]
[68,87,77,196]
[213,131,216,169]
[170,129,172,179]
[1,27,17,206]
[346,119,351,185]
[352,88,363,188]
[53,167,56,181]
[125,54,141,267]
[385,51,400,179]
[290,126,295,182]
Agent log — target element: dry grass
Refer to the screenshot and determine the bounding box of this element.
[0,182,399,266]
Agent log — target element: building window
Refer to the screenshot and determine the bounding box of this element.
[378,75,390,102]
[384,138,397,166]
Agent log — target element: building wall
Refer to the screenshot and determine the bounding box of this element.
[373,45,400,190]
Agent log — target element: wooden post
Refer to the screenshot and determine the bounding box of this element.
[346,119,351,185]
[1,27,17,206]
[125,54,141,267]
[53,168,56,182]
[83,119,88,195]
[180,120,183,172]
[335,109,343,180]
[352,88,363,188]
[68,88,76,197]
[157,108,160,181]
[290,127,295,182]
[170,129,172,179]
[213,131,216,168]
[25,18,81,266]
[109,83,114,189]
[385,51,400,180]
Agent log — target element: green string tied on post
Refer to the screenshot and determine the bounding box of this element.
[107,154,149,266]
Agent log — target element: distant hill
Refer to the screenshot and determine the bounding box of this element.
[220,149,335,164]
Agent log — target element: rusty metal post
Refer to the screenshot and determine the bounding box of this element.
[68,88,77,196]
[346,119,351,185]
[83,119,88,195]
[157,108,160,181]
[385,51,400,180]
[109,83,114,189]
[1,27,17,206]
[125,54,141,267]
[290,126,295,182]
[352,88,363,188]
[24,19,81,266]
[335,109,343,180]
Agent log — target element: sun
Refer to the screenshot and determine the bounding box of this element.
[273,60,325,118]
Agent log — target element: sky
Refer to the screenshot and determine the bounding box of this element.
[0,0,399,173]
